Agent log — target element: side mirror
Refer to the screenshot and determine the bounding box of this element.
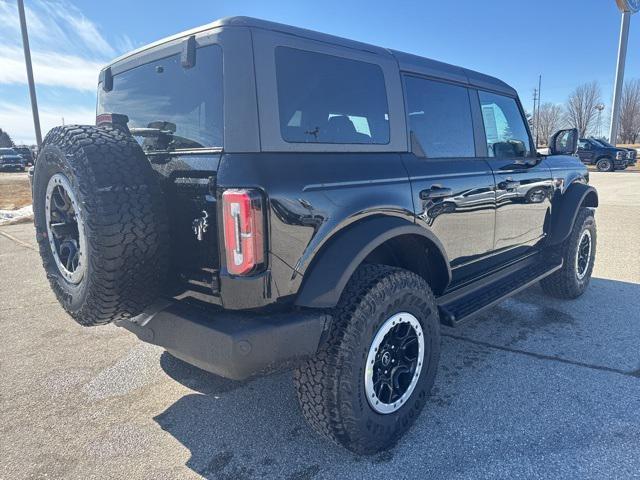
[549,128,578,156]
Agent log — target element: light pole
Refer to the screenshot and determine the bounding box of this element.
[609,0,638,144]
[595,103,605,138]
[17,0,42,148]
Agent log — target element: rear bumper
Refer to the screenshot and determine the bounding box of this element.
[116,301,330,380]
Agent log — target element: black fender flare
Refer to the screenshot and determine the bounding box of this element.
[294,216,451,308]
[546,183,598,246]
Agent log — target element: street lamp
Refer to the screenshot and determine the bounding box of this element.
[595,103,605,138]
[609,0,638,144]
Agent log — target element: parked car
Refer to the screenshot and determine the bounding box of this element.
[589,138,637,167]
[577,137,628,171]
[0,147,26,171]
[13,146,35,166]
[31,17,598,453]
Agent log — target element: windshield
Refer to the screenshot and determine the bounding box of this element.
[0,148,18,155]
[97,44,223,151]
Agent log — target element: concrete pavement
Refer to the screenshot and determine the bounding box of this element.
[1,172,639,479]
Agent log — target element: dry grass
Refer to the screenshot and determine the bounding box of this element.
[0,172,32,210]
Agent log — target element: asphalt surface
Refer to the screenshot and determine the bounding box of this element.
[1,172,639,480]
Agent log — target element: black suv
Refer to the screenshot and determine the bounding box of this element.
[577,137,628,171]
[32,17,598,453]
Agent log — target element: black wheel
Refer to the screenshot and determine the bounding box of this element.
[541,207,596,299]
[32,125,169,326]
[595,157,613,172]
[293,264,440,454]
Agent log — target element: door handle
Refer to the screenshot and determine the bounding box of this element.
[420,186,453,200]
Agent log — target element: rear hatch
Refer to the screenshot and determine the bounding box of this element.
[96,44,224,301]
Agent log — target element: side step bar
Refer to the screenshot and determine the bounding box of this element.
[437,255,563,327]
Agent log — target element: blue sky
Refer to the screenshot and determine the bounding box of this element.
[1,0,638,144]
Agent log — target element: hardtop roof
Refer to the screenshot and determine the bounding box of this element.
[106,16,516,97]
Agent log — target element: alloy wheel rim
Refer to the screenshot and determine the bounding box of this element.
[45,173,87,284]
[599,160,610,171]
[365,312,424,414]
[575,229,592,280]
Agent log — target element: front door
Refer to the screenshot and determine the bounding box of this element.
[402,76,496,269]
[477,90,553,252]
[577,139,595,165]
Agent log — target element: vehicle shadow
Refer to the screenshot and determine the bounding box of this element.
[154,277,640,479]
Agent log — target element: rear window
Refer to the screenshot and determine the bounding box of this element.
[275,47,389,144]
[97,44,223,150]
[404,76,475,158]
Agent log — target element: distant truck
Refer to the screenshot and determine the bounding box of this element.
[589,138,637,167]
[13,146,35,166]
[577,138,628,171]
[0,147,26,172]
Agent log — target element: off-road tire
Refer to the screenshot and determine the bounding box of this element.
[33,125,169,326]
[595,157,613,172]
[293,264,440,454]
[540,207,596,299]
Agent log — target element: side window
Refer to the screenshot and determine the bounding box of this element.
[404,76,475,158]
[275,47,390,144]
[479,91,531,158]
[578,140,588,149]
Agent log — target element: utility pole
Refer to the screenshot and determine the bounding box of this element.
[17,0,42,148]
[535,75,542,147]
[532,88,538,143]
[609,1,638,144]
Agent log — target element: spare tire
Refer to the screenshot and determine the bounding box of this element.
[33,125,169,326]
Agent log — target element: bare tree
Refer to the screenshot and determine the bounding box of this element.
[536,103,565,145]
[565,81,601,138]
[618,78,640,144]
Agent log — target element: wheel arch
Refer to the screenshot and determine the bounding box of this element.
[546,183,598,246]
[294,216,451,308]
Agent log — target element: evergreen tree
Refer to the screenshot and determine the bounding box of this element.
[0,129,15,147]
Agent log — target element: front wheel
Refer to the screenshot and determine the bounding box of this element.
[293,264,440,454]
[595,158,613,172]
[541,207,596,299]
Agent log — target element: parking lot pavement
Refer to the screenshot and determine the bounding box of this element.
[1,172,639,480]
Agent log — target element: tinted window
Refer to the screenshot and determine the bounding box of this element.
[479,91,531,158]
[275,47,389,144]
[404,76,475,158]
[98,44,223,150]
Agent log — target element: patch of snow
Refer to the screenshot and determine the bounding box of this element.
[0,205,33,225]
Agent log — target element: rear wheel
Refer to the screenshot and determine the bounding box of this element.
[293,264,440,454]
[33,125,169,326]
[595,157,613,172]
[541,207,596,299]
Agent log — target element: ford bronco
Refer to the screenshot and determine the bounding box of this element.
[32,17,598,453]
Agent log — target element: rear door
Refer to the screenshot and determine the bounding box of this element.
[401,76,496,270]
[476,90,553,253]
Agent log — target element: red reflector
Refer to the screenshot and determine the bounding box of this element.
[222,189,265,275]
[96,113,112,126]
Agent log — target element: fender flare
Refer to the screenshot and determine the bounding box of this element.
[294,216,451,308]
[546,183,598,246]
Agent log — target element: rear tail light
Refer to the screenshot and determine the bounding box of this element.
[222,189,265,275]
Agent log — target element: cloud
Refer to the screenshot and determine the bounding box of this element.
[0,46,104,91]
[0,0,115,91]
[0,0,132,144]
[0,101,96,145]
